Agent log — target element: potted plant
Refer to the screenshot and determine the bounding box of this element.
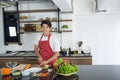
[62,25,69,30]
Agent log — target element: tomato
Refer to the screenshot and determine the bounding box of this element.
[2,75,12,80]
[63,59,70,63]
[39,72,48,77]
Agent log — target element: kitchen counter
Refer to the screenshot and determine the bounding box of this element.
[0,51,91,57]
[54,65,120,80]
[0,65,120,80]
[0,51,92,66]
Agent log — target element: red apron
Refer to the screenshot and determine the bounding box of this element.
[38,34,56,66]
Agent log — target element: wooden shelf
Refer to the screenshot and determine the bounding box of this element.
[61,30,72,32]
[20,30,72,34]
[57,30,72,33]
[60,19,72,22]
[20,20,42,23]
[4,9,58,13]
[20,31,58,34]
[20,19,72,23]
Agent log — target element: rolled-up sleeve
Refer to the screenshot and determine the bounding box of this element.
[50,36,60,52]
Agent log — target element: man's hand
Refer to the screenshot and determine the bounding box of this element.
[34,44,38,51]
[40,61,48,66]
[38,58,43,63]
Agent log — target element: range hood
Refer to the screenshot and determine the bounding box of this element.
[95,0,120,13]
[52,0,73,13]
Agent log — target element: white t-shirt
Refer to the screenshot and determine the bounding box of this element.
[34,35,60,52]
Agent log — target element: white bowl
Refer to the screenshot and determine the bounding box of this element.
[21,67,42,76]
[48,69,52,72]
[56,72,77,76]
[21,69,31,76]
[30,67,42,73]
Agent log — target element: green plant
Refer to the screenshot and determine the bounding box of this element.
[62,25,68,29]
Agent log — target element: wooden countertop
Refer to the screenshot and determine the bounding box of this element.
[0,51,92,57]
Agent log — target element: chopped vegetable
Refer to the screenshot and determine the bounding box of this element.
[24,64,31,70]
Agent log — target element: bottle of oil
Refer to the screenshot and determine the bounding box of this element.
[68,47,71,56]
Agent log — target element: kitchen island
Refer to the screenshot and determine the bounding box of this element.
[0,51,92,66]
[0,65,120,80]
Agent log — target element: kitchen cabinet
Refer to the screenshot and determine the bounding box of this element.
[0,52,92,66]
[60,56,92,65]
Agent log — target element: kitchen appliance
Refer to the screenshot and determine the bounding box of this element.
[3,12,19,44]
[5,61,17,68]
[82,45,91,56]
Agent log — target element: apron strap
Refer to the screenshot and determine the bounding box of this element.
[40,33,51,41]
[40,34,44,41]
[48,34,51,41]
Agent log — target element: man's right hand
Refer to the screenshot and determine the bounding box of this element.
[38,57,43,63]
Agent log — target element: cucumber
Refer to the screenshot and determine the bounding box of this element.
[12,72,21,76]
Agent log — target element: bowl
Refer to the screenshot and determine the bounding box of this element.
[30,67,42,73]
[21,67,42,76]
[56,72,77,76]
[12,71,21,76]
[21,69,31,76]
[40,64,49,69]
[5,61,17,68]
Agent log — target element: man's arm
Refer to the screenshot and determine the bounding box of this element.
[40,52,59,66]
[34,44,43,62]
[47,51,59,63]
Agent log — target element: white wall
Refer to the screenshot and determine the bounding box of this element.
[73,0,120,65]
[73,15,120,65]
[0,8,6,54]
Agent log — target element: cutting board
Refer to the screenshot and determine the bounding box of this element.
[11,64,27,71]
